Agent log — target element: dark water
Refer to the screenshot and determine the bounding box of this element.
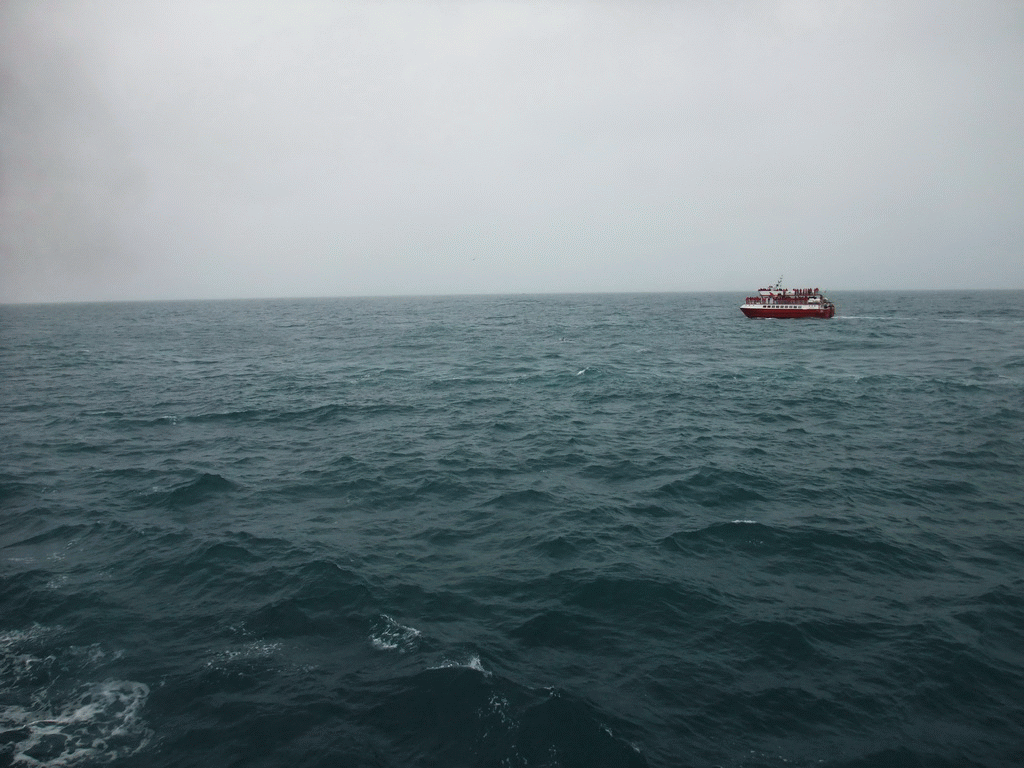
[2,291,1023,768]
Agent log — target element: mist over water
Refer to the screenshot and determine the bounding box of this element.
[2,292,1023,767]
[2,1,1023,302]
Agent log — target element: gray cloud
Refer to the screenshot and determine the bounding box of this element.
[2,0,1022,302]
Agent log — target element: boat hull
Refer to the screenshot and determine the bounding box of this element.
[740,306,835,319]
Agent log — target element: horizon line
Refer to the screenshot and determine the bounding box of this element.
[4,287,1024,307]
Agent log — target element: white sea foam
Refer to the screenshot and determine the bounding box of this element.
[0,626,60,688]
[485,693,513,727]
[0,626,59,649]
[1,629,151,765]
[1,681,153,766]
[430,653,489,676]
[369,614,422,653]
[204,640,282,668]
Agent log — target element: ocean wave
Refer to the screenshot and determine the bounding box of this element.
[659,521,946,576]
[361,663,647,767]
[144,473,237,508]
[648,466,773,507]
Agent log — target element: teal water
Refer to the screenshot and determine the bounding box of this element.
[2,292,1023,767]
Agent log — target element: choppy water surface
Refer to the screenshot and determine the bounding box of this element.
[2,291,1023,767]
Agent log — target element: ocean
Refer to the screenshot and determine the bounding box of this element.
[2,291,1023,768]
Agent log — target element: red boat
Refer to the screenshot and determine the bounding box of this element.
[740,279,836,319]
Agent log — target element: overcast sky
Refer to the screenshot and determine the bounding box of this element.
[1,0,1022,303]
